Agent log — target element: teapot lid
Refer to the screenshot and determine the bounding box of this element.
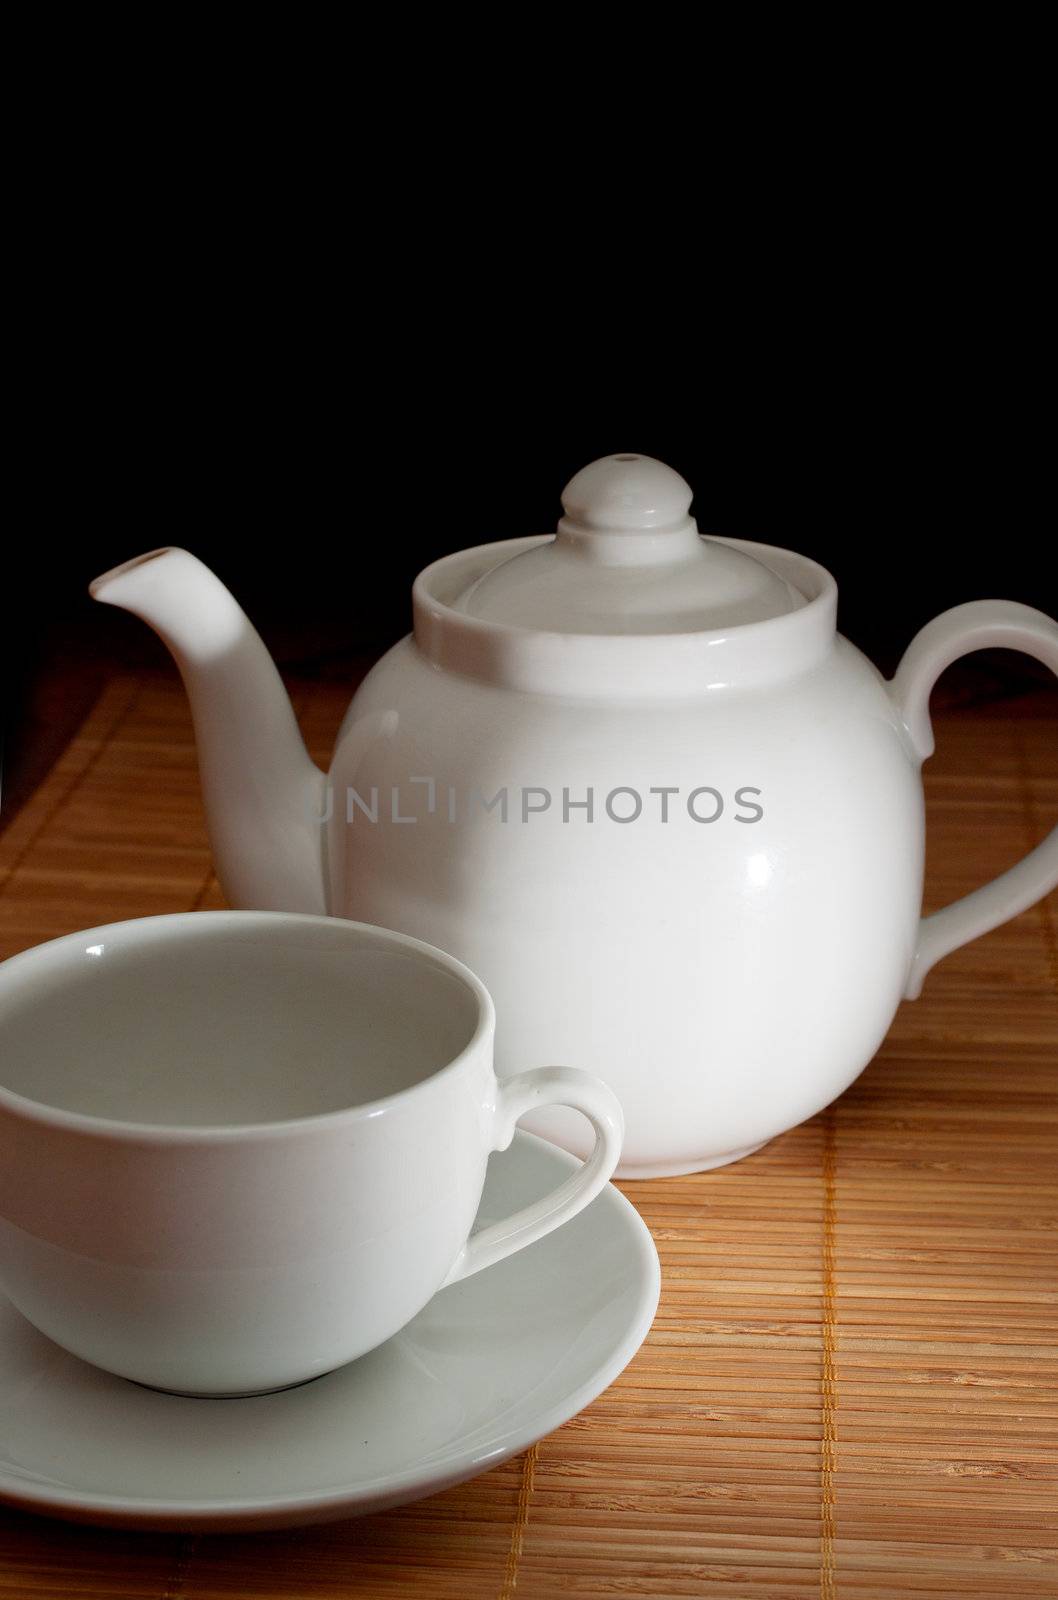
[451,454,806,635]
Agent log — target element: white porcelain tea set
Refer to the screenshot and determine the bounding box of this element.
[1,454,1055,1528]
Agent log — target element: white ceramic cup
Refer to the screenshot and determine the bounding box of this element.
[0,912,623,1397]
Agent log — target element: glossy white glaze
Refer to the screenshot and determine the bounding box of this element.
[0,914,623,1394]
[91,456,1058,1175]
[0,1131,660,1530]
[91,550,328,914]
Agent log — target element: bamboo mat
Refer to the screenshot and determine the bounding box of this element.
[0,672,1055,1600]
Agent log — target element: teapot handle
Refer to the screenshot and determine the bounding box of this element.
[890,600,1058,999]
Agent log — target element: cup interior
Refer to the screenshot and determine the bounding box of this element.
[0,916,483,1129]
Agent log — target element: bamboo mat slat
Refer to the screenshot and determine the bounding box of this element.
[0,671,1055,1600]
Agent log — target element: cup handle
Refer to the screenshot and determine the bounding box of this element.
[890,599,1058,998]
[440,1067,624,1288]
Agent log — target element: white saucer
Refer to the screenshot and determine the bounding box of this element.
[0,1131,659,1531]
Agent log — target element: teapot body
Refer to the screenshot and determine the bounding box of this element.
[89,451,1058,1178]
[328,626,923,1176]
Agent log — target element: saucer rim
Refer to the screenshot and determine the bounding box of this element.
[0,1131,660,1530]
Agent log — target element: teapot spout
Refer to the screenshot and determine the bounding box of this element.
[91,548,328,914]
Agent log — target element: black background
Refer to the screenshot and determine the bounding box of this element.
[4,244,1055,815]
[4,20,1055,823]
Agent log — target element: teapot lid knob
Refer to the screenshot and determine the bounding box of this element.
[559,455,697,559]
[452,451,805,631]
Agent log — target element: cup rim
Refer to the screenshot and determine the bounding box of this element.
[0,911,495,1143]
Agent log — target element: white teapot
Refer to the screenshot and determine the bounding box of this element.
[92,455,1058,1176]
